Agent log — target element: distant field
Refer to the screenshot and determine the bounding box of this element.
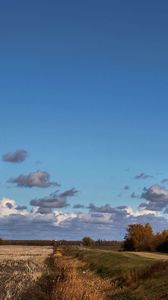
[0,245,52,259]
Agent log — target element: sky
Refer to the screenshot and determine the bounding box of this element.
[1,0,168,240]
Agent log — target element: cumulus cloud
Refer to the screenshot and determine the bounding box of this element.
[8,171,60,188]
[58,188,78,197]
[0,196,168,240]
[37,207,52,214]
[0,198,27,216]
[134,173,153,180]
[16,205,28,211]
[87,203,116,214]
[5,202,13,209]
[2,150,28,163]
[140,184,168,211]
[30,188,78,211]
[124,206,158,217]
[31,196,69,209]
[3,211,166,240]
[116,205,128,209]
[1,183,168,240]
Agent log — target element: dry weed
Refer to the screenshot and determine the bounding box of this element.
[51,256,110,300]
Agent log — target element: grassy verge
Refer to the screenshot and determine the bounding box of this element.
[63,247,154,278]
[20,247,168,300]
[63,246,168,299]
[21,252,106,300]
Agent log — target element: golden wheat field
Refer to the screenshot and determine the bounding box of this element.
[0,245,53,300]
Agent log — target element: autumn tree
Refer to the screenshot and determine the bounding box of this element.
[124,223,154,251]
[153,230,168,252]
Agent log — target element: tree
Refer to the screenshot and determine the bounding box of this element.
[154,230,168,252]
[124,223,154,251]
[82,236,95,247]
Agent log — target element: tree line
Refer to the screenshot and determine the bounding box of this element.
[124,223,168,252]
[1,223,168,252]
[0,237,122,247]
[81,224,168,252]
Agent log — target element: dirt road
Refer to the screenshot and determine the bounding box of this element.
[131,251,168,260]
[113,249,168,261]
[81,247,168,261]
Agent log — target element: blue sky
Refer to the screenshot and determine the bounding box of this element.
[1,0,168,240]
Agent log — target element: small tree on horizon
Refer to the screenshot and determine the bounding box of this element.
[82,236,95,247]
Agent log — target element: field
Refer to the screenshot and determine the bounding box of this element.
[0,245,52,300]
[63,247,168,299]
[1,245,168,299]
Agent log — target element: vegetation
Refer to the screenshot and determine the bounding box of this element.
[0,239,55,246]
[64,246,168,299]
[23,251,106,299]
[2,223,168,299]
[0,239,82,246]
[64,247,154,278]
[94,240,123,251]
[82,236,95,247]
[153,230,168,252]
[123,223,154,251]
[124,223,168,252]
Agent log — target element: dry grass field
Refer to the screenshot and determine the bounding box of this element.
[1,245,168,300]
[0,245,52,300]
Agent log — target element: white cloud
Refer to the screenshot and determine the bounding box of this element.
[0,195,168,240]
[0,198,17,216]
[141,184,168,211]
[124,206,159,217]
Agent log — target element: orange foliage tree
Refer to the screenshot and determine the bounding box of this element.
[124,223,154,251]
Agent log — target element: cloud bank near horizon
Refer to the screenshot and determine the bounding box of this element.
[1,183,168,240]
[1,148,168,240]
